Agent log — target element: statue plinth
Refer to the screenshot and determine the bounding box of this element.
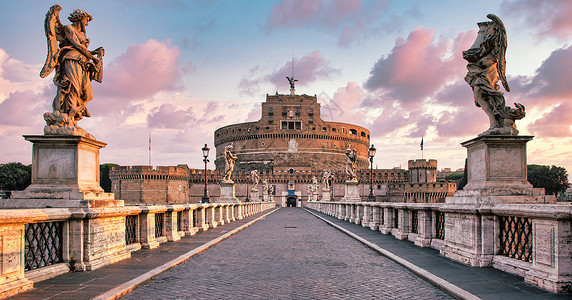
[341,180,361,202]
[250,188,260,202]
[218,181,239,203]
[447,135,554,204]
[321,188,331,202]
[1,135,123,208]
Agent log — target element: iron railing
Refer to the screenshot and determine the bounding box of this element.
[25,222,63,271]
[155,213,165,238]
[411,210,418,234]
[125,215,138,245]
[435,211,445,240]
[499,216,532,262]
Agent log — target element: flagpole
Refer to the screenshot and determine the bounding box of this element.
[148,133,151,166]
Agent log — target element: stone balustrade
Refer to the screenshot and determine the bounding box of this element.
[0,201,275,298]
[305,201,572,293]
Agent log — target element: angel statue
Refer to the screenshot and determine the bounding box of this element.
[463,14,525,136]
[251,170,260,190]
[311,176,319,195]
[40,5,104,139]
[345,145,358,182]
[222,143,238,183]
[286,76,297,90]
[262,179,269,195]
[322,170,332,190]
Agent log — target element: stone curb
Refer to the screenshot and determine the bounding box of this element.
[93,208,280,300]
[304,208,480,300]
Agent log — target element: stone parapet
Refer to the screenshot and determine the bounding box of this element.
[0,201,275,298]
[305,201,572,293]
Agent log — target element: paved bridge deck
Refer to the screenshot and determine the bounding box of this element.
[9,208,568,299]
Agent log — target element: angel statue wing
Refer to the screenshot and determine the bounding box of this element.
[40,4,64,78]
[487,14,510,92]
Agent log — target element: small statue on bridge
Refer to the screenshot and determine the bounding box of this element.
[41,5,105,139]
[345,145,358,182]
[311,176,319,195]
[222,144,237,183]
[251,170,260,190]
[463,14,525,136]
[322,170,333,190]
[262,179,269,196]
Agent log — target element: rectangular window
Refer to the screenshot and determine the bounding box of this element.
[288,122,295,129]
[281,121,287,129]
[282,107,287,116]
[309,108,313,115]
[268,108,273,115]
[269,116,273,124]
[295,121,301,130]
[295,108,300,116]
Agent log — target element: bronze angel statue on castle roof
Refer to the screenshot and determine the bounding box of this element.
[463,14,525,136]
[40,4,105,138]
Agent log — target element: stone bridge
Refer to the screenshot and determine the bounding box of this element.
[2,203,571,299]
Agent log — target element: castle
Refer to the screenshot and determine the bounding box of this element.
[110,92,456,206]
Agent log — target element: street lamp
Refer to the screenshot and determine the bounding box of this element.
[367,144,376,202]
[201,144,210,203]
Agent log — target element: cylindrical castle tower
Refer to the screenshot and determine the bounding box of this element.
[214,93,370,176]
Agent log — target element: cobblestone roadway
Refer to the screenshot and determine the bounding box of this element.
[122,208,453,299]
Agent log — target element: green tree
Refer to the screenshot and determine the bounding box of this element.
[0,162,31,190]
[446,173,464,181]
[456,159,468,190]
[527,164,569,195]
[100,163,119,193]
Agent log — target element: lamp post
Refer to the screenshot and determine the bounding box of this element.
[201,144,210,203]
[367,144,376,202]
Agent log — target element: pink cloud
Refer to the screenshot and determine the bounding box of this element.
[239,51,340,96]
[502,0,572,41]
[364,28,475,108]
[266,51,340,88]
[528,103,572,137]
[0,88,51,126]
[434,107,488,138]
[147,104,196,129]
[529,45,572,99]
[96,39,182,100]
[321,81,365,121]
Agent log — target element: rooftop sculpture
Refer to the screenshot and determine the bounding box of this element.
[41,4,105,139]
[463,14,525,136]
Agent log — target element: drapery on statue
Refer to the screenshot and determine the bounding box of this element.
[311,176,319,195]
[262,179,269,195]
[463,14,525,136]
[41,5,105,139]
[322,170,332,190]
[251,170,260,190]
[222,144,237,183]
[286,76,297,89]
[345,145,358,182]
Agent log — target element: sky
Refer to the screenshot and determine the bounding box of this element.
[0,0,571,176]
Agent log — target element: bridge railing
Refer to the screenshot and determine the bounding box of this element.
[305,201,572,294]
[0,201,276,298]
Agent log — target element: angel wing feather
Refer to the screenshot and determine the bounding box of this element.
[487,14,510,92]
[40,4,64,78]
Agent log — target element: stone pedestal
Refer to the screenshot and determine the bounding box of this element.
[0,135,123,208]
[448,135,553,205]
[218,182,239,203]
[443,135,553,268]
[321,188,331,202]
[341,180,361,202]
[250,188,259,202]
[262,193,269,202]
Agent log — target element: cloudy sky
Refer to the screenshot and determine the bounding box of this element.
[0,0,571,175]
